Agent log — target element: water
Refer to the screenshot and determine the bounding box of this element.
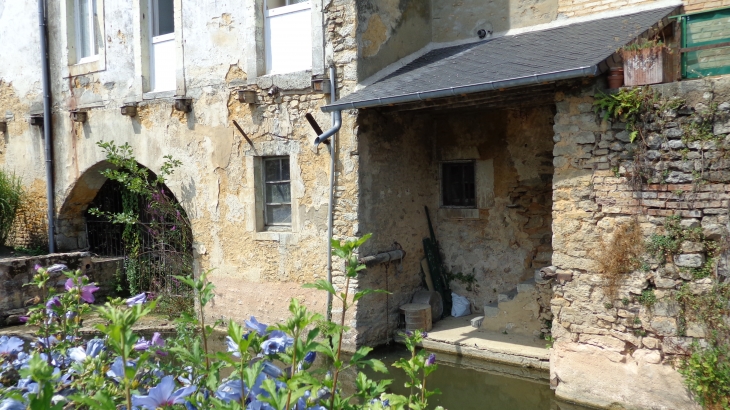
[358,346,589,410]
[208,333,591,410]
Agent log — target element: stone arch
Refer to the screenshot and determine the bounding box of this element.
[56,161,115,251]
[56,160,194,294]
[55,161,192,253]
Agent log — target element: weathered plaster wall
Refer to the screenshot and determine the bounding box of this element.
[0,0,363,336]
[356,110,437,347]
[356,0,432,81]
[432,0,558,42]
[356,105,554,344]
[548,78,730,409]
[0,1,48,248]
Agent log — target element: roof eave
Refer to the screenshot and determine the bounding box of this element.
[321,65,601,113]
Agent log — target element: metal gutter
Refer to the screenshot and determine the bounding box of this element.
[320,65,600,112]
[38,0,56,253]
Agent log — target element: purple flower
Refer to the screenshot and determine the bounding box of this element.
[33,264,41,271]
[0,398,26,410]
[303,351,316,365]
[125,293,147,306]
[18,316,28,323]
[45,296,61,311]
[425,353,436,366]
[131,375,197,409]
[421,331,428,338]
[225,336,240,358]
[68,339,104,363]
[261,360,283,378]
[0,336,24,355]
[245,316,268,335]
[260,331,293,356]
[134,332,166,355]
[64,278,99,303]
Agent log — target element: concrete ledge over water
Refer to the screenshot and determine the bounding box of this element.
[397,314,550,381]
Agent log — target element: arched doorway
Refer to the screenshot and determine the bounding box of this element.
[85,177,193,297]
[57,160,193,299]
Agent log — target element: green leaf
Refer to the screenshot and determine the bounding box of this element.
[302,279,337,295]
[353,289,389,303]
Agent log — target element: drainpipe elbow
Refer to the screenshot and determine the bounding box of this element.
[314,110,342,146]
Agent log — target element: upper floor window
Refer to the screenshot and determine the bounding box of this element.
[442,161,476,207]
[150,0,176,91]
[263,157,292,226]
[74,0,100,63]
[264,0,312,74]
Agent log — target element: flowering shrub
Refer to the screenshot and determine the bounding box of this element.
[0,236,443,409]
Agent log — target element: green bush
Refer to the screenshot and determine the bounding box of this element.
[680,345,730,410]
[0,169,23,247]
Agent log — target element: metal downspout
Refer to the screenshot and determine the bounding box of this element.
[39,0,55,253]
[317,66,341,322]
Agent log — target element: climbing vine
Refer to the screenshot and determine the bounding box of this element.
[88,141,193,316]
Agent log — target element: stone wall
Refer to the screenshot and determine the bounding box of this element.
[0,252,119,327]
[549,77,730,409]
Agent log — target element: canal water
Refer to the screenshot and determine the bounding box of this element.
[210,331,593,409]
[356,346,591,410]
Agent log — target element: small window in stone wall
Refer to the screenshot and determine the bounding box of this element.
[263,156,292,226]
[441,161,476,207]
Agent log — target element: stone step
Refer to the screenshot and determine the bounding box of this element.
[483,302,499,318]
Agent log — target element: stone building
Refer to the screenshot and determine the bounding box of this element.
[2,0,730,408]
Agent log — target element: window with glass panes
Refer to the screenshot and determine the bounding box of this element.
[441,161,476,207]
[263,157,291,226]
[74,0,100,63]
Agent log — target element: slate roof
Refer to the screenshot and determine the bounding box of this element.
[322,6,679,112]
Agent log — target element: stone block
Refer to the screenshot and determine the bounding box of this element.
[653,300,680,317]
[665,139,686,149]
[642,336,661,349]
[654,277,677,289]
[650,316,677,336]
[662,337,697,354]
[665,172,693,184]
[681,241,705,253]
[715,120,730,135]
[615,130,631,142]
[483,303,499,318]
[689,278,713,295]
[578,334,626,351]
[574,132,596,144]
[664,128,684,139]
[686,322,706,338]
[674,254,705,268]
[632,349,662,364]
[646,133,662,149]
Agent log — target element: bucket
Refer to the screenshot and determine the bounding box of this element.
[607,67,624,89]
[411,290,444,323]
[400,303,432,332]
